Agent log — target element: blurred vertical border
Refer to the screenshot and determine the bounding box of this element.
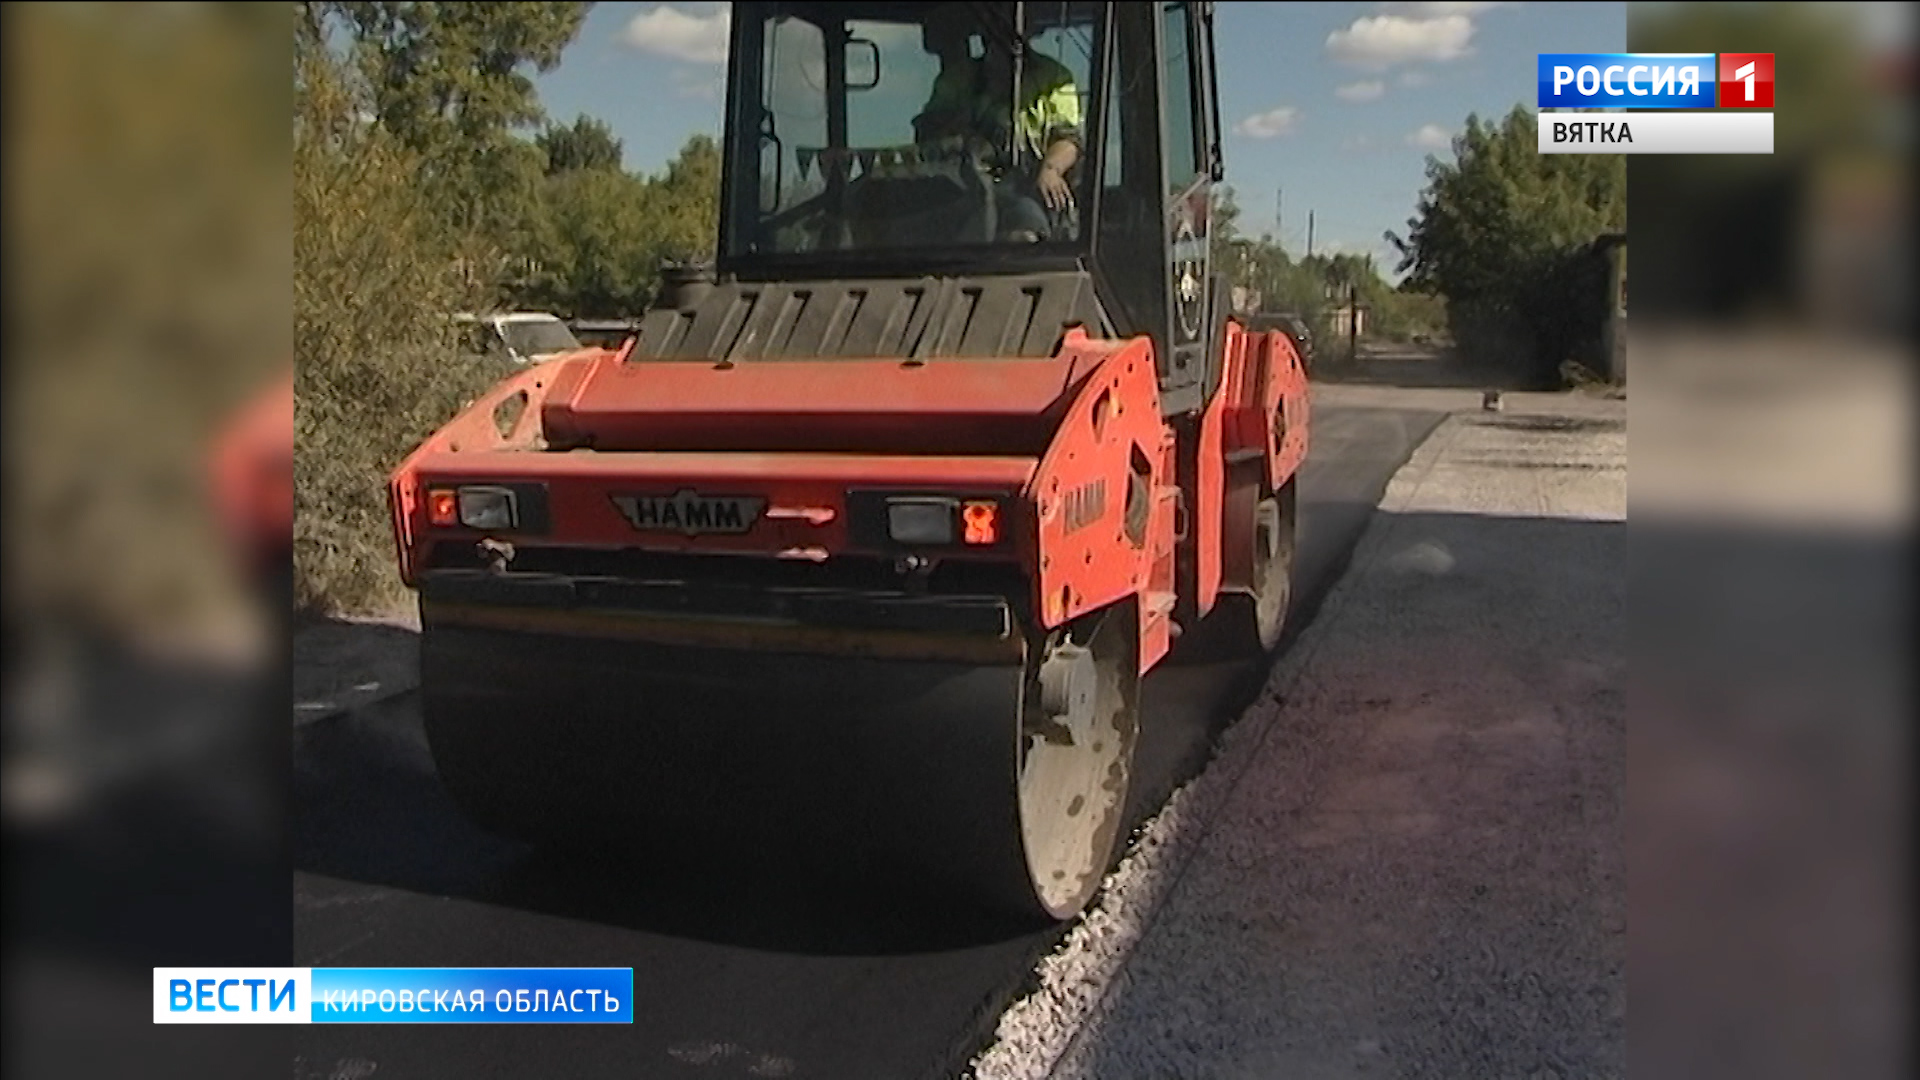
[1627,3,1913,1079]
[3,3,293,1078]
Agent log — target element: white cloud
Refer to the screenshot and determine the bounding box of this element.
[1339,134,1375,153]
[1379,2,1511,16]
[1234,106,1300,139]
[1400,69,1434,88]
[619,4,732,64]
[1327,14,1475,68]
[1407,123,1452,149]
[1336,79,1387,102]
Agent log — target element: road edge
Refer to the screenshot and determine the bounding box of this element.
[965,410,1466,1080]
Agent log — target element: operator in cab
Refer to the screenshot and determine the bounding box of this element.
[911,6,1083,243]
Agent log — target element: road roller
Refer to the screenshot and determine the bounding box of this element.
[388,0,1308,922]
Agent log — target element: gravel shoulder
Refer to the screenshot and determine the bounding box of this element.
[972,394,1627,1080]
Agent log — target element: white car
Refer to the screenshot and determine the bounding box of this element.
[454,312,583,366]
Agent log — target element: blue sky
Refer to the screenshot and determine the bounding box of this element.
[531,2,1626,275]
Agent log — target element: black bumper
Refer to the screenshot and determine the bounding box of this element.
[417,569,1013,638]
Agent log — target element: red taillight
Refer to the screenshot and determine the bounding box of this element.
[428,488,457,527]
[962,500,999,545]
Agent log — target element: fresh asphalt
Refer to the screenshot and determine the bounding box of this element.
[291,392,1449,1080]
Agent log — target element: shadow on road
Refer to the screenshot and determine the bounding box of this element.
[292,611,1282,958]
[295,689,1025,958]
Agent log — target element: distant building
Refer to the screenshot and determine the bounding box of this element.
[1326,300,1368,340]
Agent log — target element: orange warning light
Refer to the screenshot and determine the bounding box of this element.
[428,488,458,527]
[962,500,1000,545]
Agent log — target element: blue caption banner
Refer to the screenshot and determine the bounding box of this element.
[310,968,633,1023]
[154,967,634,1023]
[1537,53,1717,109]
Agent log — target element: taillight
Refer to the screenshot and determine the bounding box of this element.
[859,492,1008,550]
[426,485,522,531]
[428,488,458,527]
[961,501,1000,545]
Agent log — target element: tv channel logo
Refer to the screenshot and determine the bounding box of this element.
[1717,52,1776,107]
[1538,53,1758,109]
[154,967,635,1024]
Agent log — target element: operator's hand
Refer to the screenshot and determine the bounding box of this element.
[1037,163,1074,210]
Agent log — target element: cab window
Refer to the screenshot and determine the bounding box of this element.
[1160,3,1200,194]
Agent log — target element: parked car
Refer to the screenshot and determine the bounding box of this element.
[568,319,643,350]
[453,312,583,366]
[1245,311,1316,370]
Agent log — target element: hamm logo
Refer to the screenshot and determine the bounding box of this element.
[611,490,766,536]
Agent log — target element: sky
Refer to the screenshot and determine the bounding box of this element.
[531,1,1628,275]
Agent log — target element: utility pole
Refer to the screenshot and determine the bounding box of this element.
[1348,283,1360,366]
[1274,187,1283,253]
[1306,211,1315,259]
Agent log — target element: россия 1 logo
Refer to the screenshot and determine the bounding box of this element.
[1537,53,1718,108]
[1536,51,1774,155]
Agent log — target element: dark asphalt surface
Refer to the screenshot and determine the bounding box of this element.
[291,396,1448,1080]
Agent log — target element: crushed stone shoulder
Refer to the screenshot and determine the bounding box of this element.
[972,397,1626,1080]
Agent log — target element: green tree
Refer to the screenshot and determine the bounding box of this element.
[299,2,593,243]
[1388,105,1624,383]
[523,135,724,318]
[1371,284,1447,342]
[644,134,722,265]
[539,114,625,174]
[529,167,658,317]
[313,2,592,145]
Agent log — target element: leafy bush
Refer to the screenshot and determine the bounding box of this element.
[294,49,503,615]
[293,3,722,613]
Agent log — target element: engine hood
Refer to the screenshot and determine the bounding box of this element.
[535,270,1118,456]
[539,347,1110,457]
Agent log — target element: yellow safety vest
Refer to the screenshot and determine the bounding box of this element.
[921,53,1083,162]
